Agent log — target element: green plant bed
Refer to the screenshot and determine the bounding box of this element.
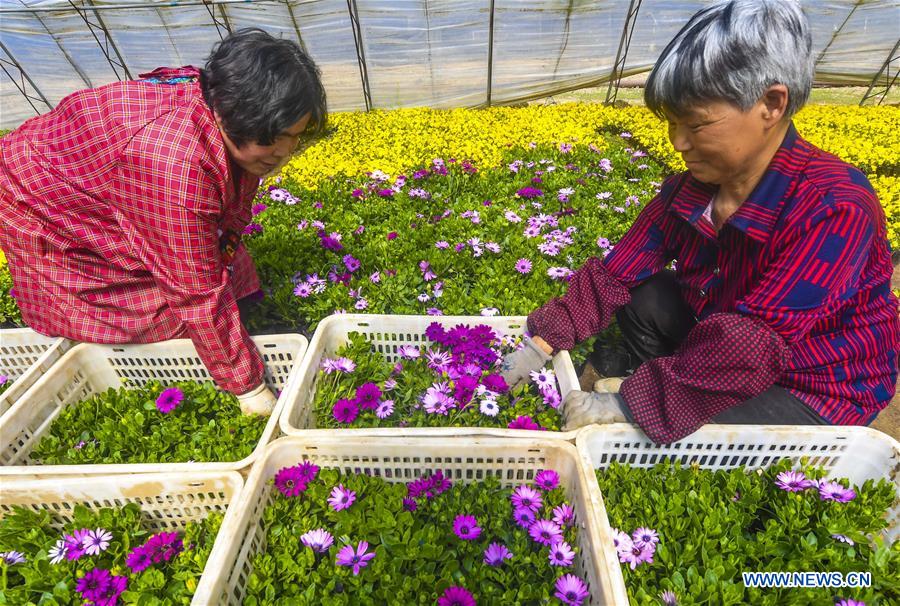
[596,460,900,605]
[0,503,222,605]
[31,381,267,465]
[245,464,591,605]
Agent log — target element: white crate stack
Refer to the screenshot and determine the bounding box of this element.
[0,328,70,417]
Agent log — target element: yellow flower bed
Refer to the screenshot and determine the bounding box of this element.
[282,103,898,248]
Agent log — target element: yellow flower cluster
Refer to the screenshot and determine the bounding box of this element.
[283,103,898,248]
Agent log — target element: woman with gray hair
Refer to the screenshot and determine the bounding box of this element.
[502,0,898,443]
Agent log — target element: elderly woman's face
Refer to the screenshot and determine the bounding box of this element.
[665,100,771,186]
[219,113,311,177]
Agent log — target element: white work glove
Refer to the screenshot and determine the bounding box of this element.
[236,383,278,416]
[500,336,552,389]
[562,390,628,431]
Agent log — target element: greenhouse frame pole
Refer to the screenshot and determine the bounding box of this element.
[204,0,234,39]
[0,39,52,114]
[283,0,310,55]
[69,0,133,81]
[813,0,863,70]
[605,0,642,104]
[860,38,900,106]
[17,0,93,89]
[486,0,495,107]
[346,0,373,111]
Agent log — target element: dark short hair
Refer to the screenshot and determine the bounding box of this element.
[201,28,327,147]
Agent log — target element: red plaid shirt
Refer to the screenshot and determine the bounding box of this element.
[0,67,265,394]
[530,124,899,442]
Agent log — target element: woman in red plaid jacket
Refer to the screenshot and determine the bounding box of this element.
[501,0,899,443]
[0,29,326,415]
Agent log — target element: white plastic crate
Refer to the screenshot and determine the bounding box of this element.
[0,328,70,417]
[0,334,307,475]
[576,424,900,601]
[194,436,627,605]
[279,314,581,440]
[0,471,243,604]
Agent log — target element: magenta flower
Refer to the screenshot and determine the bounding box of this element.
[511,504,538,529]
[328,485,357,511]
[251,203,267,215]
[481,373,508,393]
[819,480,856,502]
[549,540,576,566]
[632,527,659,549]
[155,387,184,414]
[301,529,334,553]
[534,469,560,491]
[274,461,319,497]
[516,187,544,199]
[453,515,481,540]
[775,470,814,492]
[64,529,90,560]
[96,573,128,605]
[553,503,575,527]
[354,382,382,410]
[335,541,375,575]
[508,415,542,430]
[483,542,513,566]
[332,398,359,424]
[125,545,152,573]
[83,528,113,556]
[438,586,477,606]
[511,485,543,512]
[145,531,183,563]
[514,258,532,274]
[343,254,361,272]
[403,497,418,511]
[835,600,865,606]
[529,519,563,545]
[76,568,112,602]
[555,574,590,606]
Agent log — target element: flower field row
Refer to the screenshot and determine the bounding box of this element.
[0,104,896,333]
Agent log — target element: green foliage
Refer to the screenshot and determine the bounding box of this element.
[0,265,23,327]
[245,469,577,605]
[244,138,664,333]
[312,332,562,430]
[31,381,267,465]
[0,503,221,605]
[596,460,900,605]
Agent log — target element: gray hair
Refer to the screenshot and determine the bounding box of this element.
[645,0,813,119]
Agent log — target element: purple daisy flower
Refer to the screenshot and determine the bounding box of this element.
[334,357,356,373]
[453,515,481,540]
[775,470,814,492]
[611,527,633,552]
[402,497,418,511]
[126,544,153,573]
[438,586,476,606]
[513,507,537,529]
[83,528,113,556]
[619,542,655,569]
[95,573,128,605]
[0,551,25,565]
[328,485,357,511]
[835,600,866,606]
[819,480,856,502]
[342,254,361,272]
[65,529,90,560]
[511,485,543,512]
[145,531,183,563]
[483,542,513,566]
[375,399,394,419]
[354,382,382,410]
[514,258,532,274]
[481,373,508,393]
[660,590,678,605]
[335,541,375,575]
[632,527,659,549]
[301,529,334,553]
[332,398,359,424]
[155,387,184,414]
[516,187,544,199]
[534,469,560,491]
[48,539,68,564]
[76,567,112,602]
[274,463,316,497]
[553,503,575,527]
[549,540,576,566]
[529,519,563,545]
[555,574,590,606]
[832,533,855,546]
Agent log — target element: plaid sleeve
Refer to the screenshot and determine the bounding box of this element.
[110,111,264,394]
[620,200,874,443]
